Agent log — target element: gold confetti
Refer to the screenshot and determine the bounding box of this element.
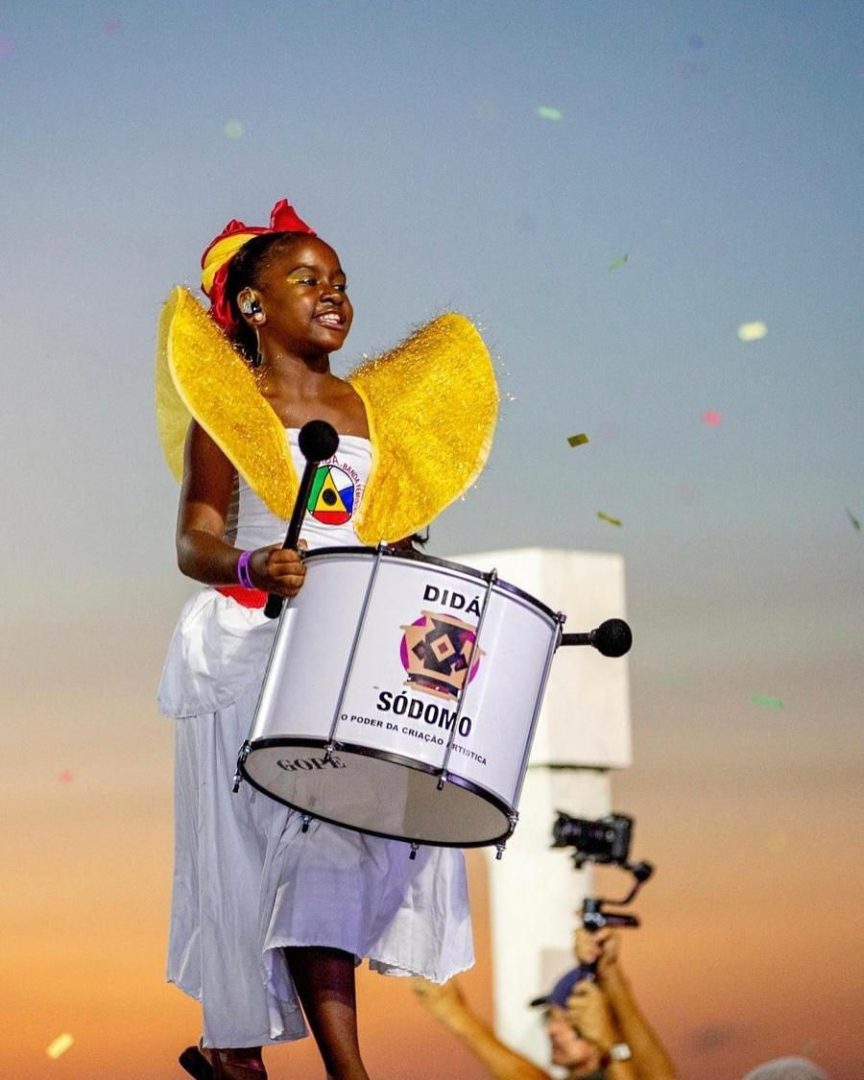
[608,254,629,271]
[223,119,244,139]
[536,106,562,121]
[737,321,767,342]
[597,511,622,527]
[47,1034,74,1059]
[567,433,590,447]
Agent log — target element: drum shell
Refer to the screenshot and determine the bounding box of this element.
[244,548,560,846]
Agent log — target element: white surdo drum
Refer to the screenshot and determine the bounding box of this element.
[238,546,563,849]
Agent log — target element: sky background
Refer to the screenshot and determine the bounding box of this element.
[2,1,862,1078]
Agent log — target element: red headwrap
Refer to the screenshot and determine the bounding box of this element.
[200,198,316,333]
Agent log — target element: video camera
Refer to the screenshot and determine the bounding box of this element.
[552,811,654,935]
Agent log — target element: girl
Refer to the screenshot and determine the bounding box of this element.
[155,200,498,1080]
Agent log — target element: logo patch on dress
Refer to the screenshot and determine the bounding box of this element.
[307,461,360,526]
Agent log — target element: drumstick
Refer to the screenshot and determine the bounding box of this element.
[264,419,340,620]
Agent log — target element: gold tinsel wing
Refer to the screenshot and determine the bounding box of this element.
[154,287,298,518]
[155,293,192,483]
[349,313,499,543]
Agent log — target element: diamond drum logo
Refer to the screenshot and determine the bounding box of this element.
[399,610,484,700]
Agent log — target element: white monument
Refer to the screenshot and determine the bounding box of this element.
[456,547,631,1067]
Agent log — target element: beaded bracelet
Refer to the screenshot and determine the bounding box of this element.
[236,550,255,589]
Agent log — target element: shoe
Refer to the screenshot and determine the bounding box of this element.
[179,1046,212,1080]
[179,1044,267,1080]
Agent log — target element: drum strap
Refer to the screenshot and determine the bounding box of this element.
[216,585,268,608]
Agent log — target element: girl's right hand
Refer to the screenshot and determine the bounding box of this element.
[248,542,307,597]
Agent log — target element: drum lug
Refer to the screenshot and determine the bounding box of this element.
[301,813,312,833]
[409,842,420,860]
[495,812,519,859]
[436,770,449,791]
[232,741,251,793]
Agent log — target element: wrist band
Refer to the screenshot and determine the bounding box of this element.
[602,1043,632,1066]
[236,550,254,589]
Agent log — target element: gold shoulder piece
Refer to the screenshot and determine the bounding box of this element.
[349,313,498,543]
[155,290,192,482]
[155,287,298,518]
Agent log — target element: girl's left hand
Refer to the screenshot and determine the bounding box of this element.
[248,541,307,597]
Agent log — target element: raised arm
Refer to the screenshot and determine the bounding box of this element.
[574,928,679,1080]
[413,978,550,1080]
[176,422,305,597]
[566,979,638,1080]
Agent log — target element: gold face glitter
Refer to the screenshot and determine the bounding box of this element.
[156,291,499,542]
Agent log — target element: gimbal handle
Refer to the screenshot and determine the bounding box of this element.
[577,902,641,981]
[582,909,641,931]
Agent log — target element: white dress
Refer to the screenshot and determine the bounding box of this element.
[158,432,474,1049]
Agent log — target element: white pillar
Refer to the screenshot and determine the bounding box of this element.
[456,548,631,1067]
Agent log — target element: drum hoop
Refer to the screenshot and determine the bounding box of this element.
[303,545,561,624]
[241,736,516,849]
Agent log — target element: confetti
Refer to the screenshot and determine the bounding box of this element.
[46,1034,74,1060]
[597,511,622,527]
[0,37,12,59]
[504,391,517,402]
[224,119,244,139]
[751,694,783,709]
[608,254,629,271]
[737,321,767,342]
[846,507,861,531]
[701,410,722,426]
[104,16,121,33]
[688,33,704,49]
[567,433,590,447]
[57,770,75,783]
[536,106,562,122]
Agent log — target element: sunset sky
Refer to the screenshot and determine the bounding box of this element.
[2,2,863,1078]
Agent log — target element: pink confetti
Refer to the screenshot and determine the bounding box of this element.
[57,770,75,783]
[104,16,121,34]
[0,37,13,59]
[701,410,722,426]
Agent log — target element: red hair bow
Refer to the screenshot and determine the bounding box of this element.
[200,199,316,333]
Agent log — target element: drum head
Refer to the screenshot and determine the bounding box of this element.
[242,739,513,847]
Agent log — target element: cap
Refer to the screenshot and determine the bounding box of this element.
[529,964,595,1009]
